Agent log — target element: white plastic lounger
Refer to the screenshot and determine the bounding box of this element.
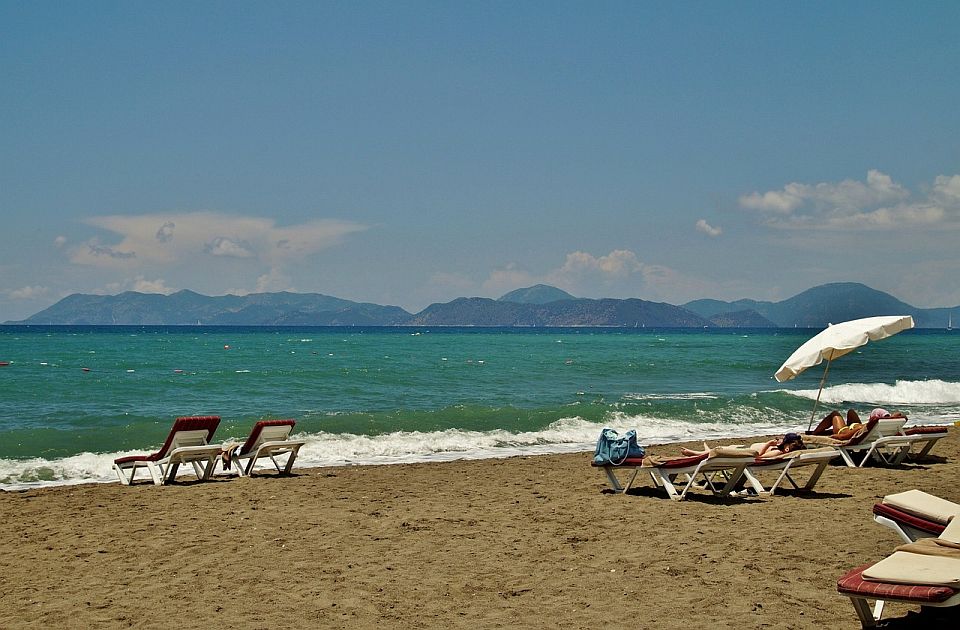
[741,447,840,495]
[640,447,757,501]
[838,554,960,627]
[113,416,222,486]
[838,517,960,627]
[818,417,918,467]
[225,419,306,477]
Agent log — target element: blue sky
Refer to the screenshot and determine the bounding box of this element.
[2,1,959,320]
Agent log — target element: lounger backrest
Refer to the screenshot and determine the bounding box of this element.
[152,416,221,459]
[169,429,215,450]
[844,417,881,446]
[876,417,908,437]
[239,419,295,456]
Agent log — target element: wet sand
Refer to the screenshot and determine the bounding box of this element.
[1,432,958,629]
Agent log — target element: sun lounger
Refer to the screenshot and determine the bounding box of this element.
[806,417,922,467]
[113,415,222,485]
[838,558,960,627]
[838,517,960,627]
[639,447,757,501]
[224,419,306,477]
[873,490,960,543]
[740,447,840,495]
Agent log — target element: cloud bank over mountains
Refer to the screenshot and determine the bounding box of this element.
[740,170,960,230]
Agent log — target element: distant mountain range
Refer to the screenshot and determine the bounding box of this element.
[5,282,957,328]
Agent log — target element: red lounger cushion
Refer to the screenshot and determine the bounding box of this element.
[904,426,949,435]
[591,456,644,468]
[873,503,947,536]
[837,564,958,603]
[114,415,221,465]
[657,453,709,469]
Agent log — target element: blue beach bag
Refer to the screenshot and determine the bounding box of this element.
[593,428,645,466]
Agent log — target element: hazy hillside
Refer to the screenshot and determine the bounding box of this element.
[14,290,410,326]
[684,282,955,328]
[6,282,958,327]
[406,297,711,327]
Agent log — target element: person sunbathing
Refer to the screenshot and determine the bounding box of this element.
[811,408,907,439]
[811,409,862,437]
[680,432,805,459]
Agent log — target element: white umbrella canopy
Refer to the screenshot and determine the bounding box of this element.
[774,315,915,430]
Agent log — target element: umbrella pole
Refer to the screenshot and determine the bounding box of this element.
[807,357,833,433]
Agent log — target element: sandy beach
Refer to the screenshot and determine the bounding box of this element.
[1,432,958,629]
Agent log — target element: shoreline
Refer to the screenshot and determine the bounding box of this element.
[2,433,958,628]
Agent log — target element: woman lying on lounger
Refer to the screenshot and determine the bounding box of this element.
[811,408,907,439]
[680,432,805,459]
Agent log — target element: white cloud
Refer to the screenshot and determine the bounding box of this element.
[740,170,959,230]
[695,219,722,237]
[70,211,368,269]
[7,285,50,300]
[100,276,177,295]
[557,250,643,277]
[53,236,67,248]
[131,277,177,294]
[254,268,294,293]
[933,174,960,202]
[479,249,720,304]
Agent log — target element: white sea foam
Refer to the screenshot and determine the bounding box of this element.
[789,379,960,405]
[0,414,816,492]
[624,392,719,401]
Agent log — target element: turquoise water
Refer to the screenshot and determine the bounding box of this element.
[2,325,959,488]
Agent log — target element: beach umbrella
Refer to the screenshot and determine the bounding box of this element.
[774,315,915,431]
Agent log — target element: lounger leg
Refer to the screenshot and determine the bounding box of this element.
[802,462,827,491]
[873,515,915,544]
[146,462,163,485]
[164,462,181,484]
[201,455,216,480]
[230,454,247,477]
[891,445,911,465]
[912,439,937,460]
[742,469,767,495]
[650,469,683,500]
[859,445,879,467]
[269,454,283,473]
[113,463,132,485]
[190,460,206,479]
[848,596,881,628]
[621,467,642,493]
[714,464,749,496]
[282,451,298,474]
[601,466,623,491]
[839,449,858,468]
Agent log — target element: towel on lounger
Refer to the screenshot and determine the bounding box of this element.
[897,538,960,560]
[862,551,960,587]
[882,490,960,526]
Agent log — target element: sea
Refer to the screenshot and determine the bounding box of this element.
[1,325,958,490]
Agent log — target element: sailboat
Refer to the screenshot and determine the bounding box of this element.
[949,313,953,331]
